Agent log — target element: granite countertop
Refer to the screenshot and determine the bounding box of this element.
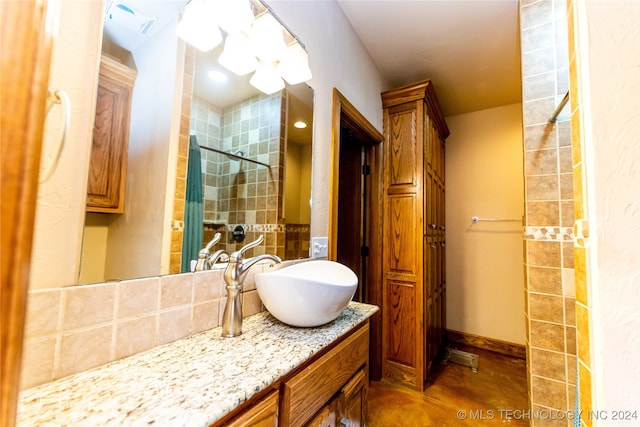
[17,302,378,427]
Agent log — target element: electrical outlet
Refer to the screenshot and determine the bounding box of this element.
[311,237,329,258]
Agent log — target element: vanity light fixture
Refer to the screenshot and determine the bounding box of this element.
[175,0,222,52]
[293,120,307,129]
[208,70,228,82]
[218,32,258,76]
[176,0,312,95]
[216,0,255,35]
[249,60,285,95]
[278,41,312,85]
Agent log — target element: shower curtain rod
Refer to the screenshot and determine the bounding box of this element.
[471,216,520,224]
[199,145,271,169]
[549,91,570,122]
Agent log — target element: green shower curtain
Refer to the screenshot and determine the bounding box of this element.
[181,135,203,272]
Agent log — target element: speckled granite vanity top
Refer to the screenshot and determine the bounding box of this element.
[17,302,377,427]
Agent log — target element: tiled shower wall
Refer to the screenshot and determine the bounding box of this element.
[190,92,287,259]
[520,0,577,424]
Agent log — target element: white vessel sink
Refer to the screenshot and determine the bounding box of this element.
[255,260,358,327]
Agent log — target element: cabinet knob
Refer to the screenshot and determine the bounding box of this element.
[340,418,350,427]
[439,225,445,230]
[429,224,437,229]
[430,243,437,249]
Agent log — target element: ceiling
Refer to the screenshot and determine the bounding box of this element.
[336,0,522,116]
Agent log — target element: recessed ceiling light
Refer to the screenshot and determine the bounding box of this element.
[208,70,228,83]
[293,121,307,129]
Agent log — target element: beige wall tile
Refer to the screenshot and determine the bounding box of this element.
[526,175,559,201]
[523,97,557,127]
[530,320,565,352]
[59,325,112,378]
[559,147,573,173]
[115,315,157,360]
[20,337,57,389]
[521,22,555,54]
[160,274,193,309]
[527,241,562,268]
[562,242,574,268]
[565,326,576,355]
[527,201,560,226]
[159,306,191,345]
[193,270,223,302]
[192,301,219,334]
[526,148,558,175]
[63,283,115,331]
[531,376,568,410]
[564,297,576,326]
[529,266,563,295]
[566,354,577,385]
[521,0,554,30]
[24,289,62,338]
[118,277,160,319]
[243,290,263,317]
[560,201,574,227]
[530,293,564,323]
[530,348,566,382]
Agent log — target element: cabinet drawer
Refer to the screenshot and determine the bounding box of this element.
[282,323,369,427]
[224,390,278,427]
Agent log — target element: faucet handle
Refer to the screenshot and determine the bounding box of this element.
[230,234,264,261]
[200,232,222,256]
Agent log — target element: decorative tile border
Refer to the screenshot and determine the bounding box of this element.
[524,226,574,241]
[225,223,286,233]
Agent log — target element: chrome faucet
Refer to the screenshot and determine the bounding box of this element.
[221,235,281,337]
[193,233,228,271]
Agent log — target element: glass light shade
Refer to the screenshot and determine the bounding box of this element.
[250,61,285,95]
[277,42,312,85]
[250,14,287,63]
[218,32,258,76]
[216,0,255,35]
[176,0,222,52]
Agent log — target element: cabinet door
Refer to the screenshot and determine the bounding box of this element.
[86,56,136,213]
[338,369,368,427]
[305,402,338,427]
[225,390,279,427]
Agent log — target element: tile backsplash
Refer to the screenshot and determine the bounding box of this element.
[20,260,302,390]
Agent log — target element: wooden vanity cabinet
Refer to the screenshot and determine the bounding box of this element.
[86,55,136,213]
[381,80,449,391]
[225,390,279,427]
[218,321,370,427]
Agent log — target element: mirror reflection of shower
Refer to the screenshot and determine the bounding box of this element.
[190,44,313,260]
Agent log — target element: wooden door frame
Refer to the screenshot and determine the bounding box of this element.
[329,88,384,379]
[1,1,57,425]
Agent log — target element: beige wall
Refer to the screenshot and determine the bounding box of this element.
[445,104,525,345]
[267,1,388,238]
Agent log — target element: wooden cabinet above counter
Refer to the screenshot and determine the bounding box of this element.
[86,55,136,213]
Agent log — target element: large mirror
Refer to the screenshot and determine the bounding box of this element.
[52,0,312,286]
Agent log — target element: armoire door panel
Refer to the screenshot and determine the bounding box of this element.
[384,281,416,367]
[387,109,417,187]
[387,195,418,274]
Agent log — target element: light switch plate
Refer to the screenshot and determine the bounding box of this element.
[311,237,329,258]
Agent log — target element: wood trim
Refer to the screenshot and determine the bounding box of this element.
[0,1,57,425]
[446,330,526,360]
[329,89,383,261]
[381,80,450,139]
[329,88,384,380]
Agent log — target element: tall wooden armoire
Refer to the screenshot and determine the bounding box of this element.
[381,80,449,391]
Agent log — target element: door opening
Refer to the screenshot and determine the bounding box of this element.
[329,89,383,380]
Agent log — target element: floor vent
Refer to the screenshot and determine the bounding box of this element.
[442,348,479,372]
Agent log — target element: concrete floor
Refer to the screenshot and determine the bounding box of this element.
[368,346,529,426]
